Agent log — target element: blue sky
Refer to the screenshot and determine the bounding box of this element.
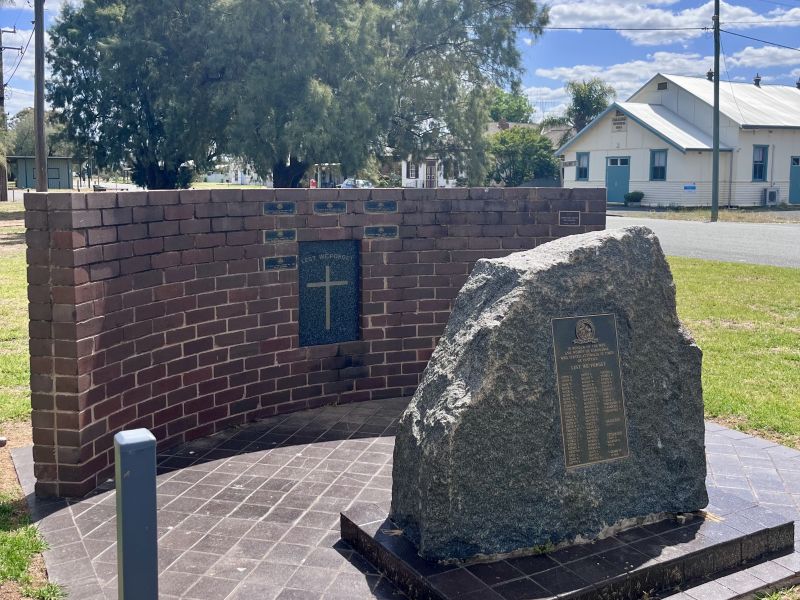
[0,0,76,117]
[521,0,800,117]
[1,0,799,122]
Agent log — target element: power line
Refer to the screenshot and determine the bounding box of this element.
[724,19,800,24]
[748,0,800,9]
[536,26,708,31]
[720,28,800,52]
[719,37,746,124]
[5,27,33,87]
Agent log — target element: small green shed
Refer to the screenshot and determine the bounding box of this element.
[8,156,73,189]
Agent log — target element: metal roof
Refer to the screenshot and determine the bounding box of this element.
[556,101,732,155]
[657,74,800,128]
[617,102,731,151]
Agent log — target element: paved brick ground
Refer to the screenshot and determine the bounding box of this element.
[11,399,800,599]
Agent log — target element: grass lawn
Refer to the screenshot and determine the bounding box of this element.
[0,216,63,599]
[0,201,25,222]
[614,205,800,223]
[760,589,800,600]
[671,257,800,445]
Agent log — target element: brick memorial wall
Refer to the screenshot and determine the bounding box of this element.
[25,187,605,497]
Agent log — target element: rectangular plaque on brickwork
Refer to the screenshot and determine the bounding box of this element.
[364,225,398,239]
[264,256,297,270]
[559,211,581,227]
[314,201,347,215]
[299,240,360,347]
[264,229,297,242]
[365,200,398,214]
[264,201,296,215]
[552,314,629,469]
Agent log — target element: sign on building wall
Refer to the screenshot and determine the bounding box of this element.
[612,114,627,133]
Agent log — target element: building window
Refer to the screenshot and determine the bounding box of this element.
[576,153,589,181]
[407,162,418,179]
[650,150,667,181]
[657,82,668,91]
[752,145,768,181]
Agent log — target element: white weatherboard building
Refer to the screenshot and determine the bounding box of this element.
[559,73,800,207]
[400,158,462,188]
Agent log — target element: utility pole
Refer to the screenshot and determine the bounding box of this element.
[711,0,720,222]
[0,28,21,202]
[34,0,47,192]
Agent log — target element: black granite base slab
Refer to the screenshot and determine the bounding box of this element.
[341,492,795,600]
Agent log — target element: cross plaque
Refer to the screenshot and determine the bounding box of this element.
[306,265,348,330]
[298,240,360,346]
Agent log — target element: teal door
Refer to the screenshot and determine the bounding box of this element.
[606,157,630,203]
[790,157,800,204]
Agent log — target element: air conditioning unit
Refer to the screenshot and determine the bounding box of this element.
[762,187,780,206]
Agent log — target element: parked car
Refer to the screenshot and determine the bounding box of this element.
[339,178,374,189]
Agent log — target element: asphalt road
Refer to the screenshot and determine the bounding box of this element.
[606,215,800,268]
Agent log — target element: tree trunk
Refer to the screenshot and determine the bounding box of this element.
[272,157,308,188]
[133,161,181,189]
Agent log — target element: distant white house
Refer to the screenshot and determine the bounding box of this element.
[400,158,463,188]
[558,73,800,207]
[400,121,539,188]
[205,158,268,186]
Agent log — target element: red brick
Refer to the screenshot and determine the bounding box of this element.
[102,208,132,226]
[133,237,164,256]
[164,204,195,220]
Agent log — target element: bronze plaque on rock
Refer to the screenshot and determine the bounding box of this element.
[552,314,629,468]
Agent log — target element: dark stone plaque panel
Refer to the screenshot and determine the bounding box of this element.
[552,313,629,469]
[364,225,398,239]
[313,201,347,214]
[365,200,398,214]
[263,201,296,215]
[299,240,360,347]
[264,256,297,270]
[264,229,297,242]
[559,210,581,226]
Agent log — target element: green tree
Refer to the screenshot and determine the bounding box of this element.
[220,0,548,187]
[7,109,74,158]
[543,78,616,147]
[9,108,34,156]
[48,0,548,189]
[47,0,226,189]
[486,126,558,187]
[489,86,534,123]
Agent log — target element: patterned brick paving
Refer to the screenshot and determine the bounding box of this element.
[11,399,800,599]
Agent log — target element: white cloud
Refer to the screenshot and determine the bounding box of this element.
[5,86,34,116]
[726,45,800,69]
[535,51,713,99]
[523,85,569,118]
[3,29,38,85]
[548,0,800,46]
[530,51,719,116]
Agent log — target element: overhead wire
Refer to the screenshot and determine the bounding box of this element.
[719,37,746,124]
[746,0,800,9]
[720,28,800,52]
[5,27,33,87]
[535,26,709,31]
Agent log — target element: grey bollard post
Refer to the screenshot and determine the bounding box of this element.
[115,429,158,600]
